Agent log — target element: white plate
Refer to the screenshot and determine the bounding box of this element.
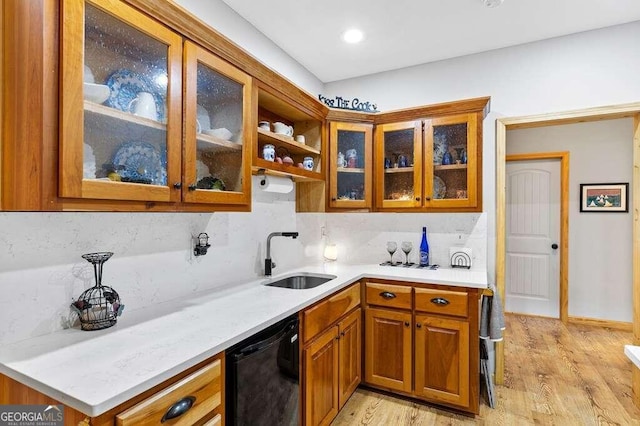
[84,83,110,104]
[197,104,211,132]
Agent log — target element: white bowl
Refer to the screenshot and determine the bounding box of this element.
[84,83,110,104]
[204,127,233,141]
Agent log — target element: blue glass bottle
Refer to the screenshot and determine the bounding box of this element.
[442,151,452,165]
[420,227,429,266]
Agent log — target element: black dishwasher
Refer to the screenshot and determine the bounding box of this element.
[226,314,299,426]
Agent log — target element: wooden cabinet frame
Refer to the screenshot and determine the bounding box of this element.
[328,121,373,209]
[183,40,253,205]
[60,0,183,203]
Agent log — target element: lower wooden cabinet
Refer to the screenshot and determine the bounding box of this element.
[305,325,340,426]
[0,353,225,426]
[362,281,479,415]
[414,315,470,407]
[338,308,362,408]
[303,304,362,426]
[364,307,412,393]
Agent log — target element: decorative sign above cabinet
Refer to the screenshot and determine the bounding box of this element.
[318,94,378,112]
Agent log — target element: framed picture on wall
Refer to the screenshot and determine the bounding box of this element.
[579,182,629,213]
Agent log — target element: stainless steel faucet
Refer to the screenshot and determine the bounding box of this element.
[265,232,299,276]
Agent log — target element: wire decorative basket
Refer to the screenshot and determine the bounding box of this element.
[71,252,124,331]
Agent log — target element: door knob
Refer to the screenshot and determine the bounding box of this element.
[173,182,182,189]
[188,184,197,191]
[551,243,558,250]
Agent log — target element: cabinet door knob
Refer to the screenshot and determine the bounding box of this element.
[380,291,396,299]
[404,321,410,327]
[416,323,422,329]
[173,182,182,189]
[430,297,450,306]
[341,331,346,336]
[161,396,196,422]
[331,197,337,201]
[188,184,197,191]
[335,335,340,340]
[551,243,559,250]
[415,197,421,201]
[425,197,431,201]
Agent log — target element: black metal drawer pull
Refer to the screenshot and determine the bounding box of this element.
[161,396,196,423]
[430,297,450,306]
[380,291,396,299]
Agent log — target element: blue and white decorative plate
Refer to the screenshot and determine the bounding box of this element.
[105,69,166,122]
[112,141,167,185]
[433,133,448,165]
[433,176,446,199]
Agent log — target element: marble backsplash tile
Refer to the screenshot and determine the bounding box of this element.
[0,178,485,344]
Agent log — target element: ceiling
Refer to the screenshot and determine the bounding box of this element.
[220,0,640,83]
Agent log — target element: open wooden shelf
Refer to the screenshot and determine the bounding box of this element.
[257,128,320,155]
[337,167,365,174]
[385,167,414,174]
[434,164,467,171]
[253,158,323,182]
[84,101,166,130]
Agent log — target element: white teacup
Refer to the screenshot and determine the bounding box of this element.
[273,122,293,136]
[128,92,157,121]
[295,135,306,144]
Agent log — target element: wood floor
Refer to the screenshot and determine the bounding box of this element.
[332,314,640,425]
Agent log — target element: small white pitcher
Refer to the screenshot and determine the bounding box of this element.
[128,92,157,121]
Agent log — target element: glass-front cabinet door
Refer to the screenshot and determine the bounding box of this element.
[329,122,372,209]
[60,0,182,202]
[374,121,422,209]
[183,41,252,205]
[423,113,478,209]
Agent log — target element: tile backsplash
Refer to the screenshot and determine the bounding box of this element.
[0,177,485,344]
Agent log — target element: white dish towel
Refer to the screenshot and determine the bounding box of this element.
[480,283,506,342]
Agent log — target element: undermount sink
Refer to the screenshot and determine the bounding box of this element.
[264,272,337,290]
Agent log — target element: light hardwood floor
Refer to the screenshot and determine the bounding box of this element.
[332,314,640,425]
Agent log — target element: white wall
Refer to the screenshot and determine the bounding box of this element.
[506,119,633,322]
[0,178,325,344]
[325,21,640,286]
[173,0,323,95]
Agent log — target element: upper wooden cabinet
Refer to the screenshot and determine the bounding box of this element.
[183,41,252,205]
[253,84,324,183]
[374,112,482,212]
[61,0,183,203]
[328,122,373,209]
[374,121,423,209]
[59,0,253,208]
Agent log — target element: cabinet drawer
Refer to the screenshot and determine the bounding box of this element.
[116,359,222,426]
[365,282,412,310]
[303,283,360,343]
[415,288,468,318]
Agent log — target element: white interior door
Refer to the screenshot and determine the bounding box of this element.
[506,159,561,318]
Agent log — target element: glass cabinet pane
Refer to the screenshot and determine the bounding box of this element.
[336,129,366,200]
[382,128,416,202]
[433,122,468,200]
[194,62,245,193]
[83,3,169,186]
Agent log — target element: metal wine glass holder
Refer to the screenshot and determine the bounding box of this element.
[70,252,124,331]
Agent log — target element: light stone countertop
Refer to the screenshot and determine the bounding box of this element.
[0,263,487,417]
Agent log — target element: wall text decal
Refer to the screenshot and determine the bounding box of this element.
[318,94,378,112]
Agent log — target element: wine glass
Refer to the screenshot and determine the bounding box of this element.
[401,241,413,265]
[386,241,397,265]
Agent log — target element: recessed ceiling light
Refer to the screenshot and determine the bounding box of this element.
[482,0,504,7]
[342,29,364,44]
